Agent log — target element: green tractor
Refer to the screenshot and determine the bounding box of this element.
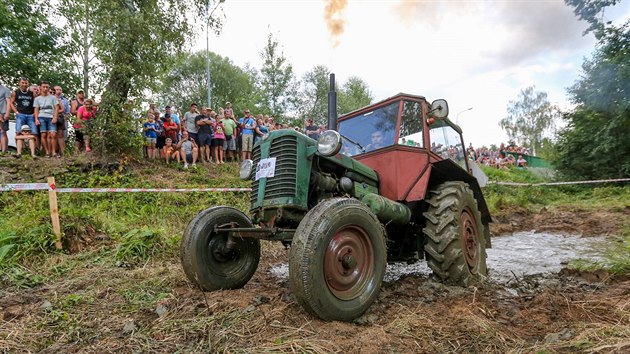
[181,75,491,322]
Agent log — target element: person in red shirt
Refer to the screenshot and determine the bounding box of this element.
[163,113,178,143]
[75,99,96,152]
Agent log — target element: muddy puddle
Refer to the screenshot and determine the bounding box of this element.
[268,231,612,284]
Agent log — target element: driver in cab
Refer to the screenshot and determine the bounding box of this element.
[365,131,385,152]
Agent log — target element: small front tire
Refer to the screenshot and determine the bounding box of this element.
[180,206,260,291]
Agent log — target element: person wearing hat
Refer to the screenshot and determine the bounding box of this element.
[14,125,37,158]
[70,89,85,117]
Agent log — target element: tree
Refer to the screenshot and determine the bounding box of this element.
[294,65,331,124]
[499,86,558,155]
[0,0,79,89]
[80,0,218,154]
[338,76,373,115]
[258,33,295,119]
[159,51,257,114]
[554,22,629,177]
[564,0,622,38]
[59,0,98,96]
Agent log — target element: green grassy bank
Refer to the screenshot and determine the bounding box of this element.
[1,160,628,285]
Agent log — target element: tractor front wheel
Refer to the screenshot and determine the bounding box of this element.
[423,181,488,286]
[180,206,261,291]
[289,198,387,322]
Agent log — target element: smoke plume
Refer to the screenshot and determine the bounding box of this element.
[324,0,348,47]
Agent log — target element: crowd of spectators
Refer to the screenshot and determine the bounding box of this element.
[141,102,305,169]
[0,77,89,158]
[467,142,529,169]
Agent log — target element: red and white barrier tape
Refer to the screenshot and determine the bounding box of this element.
[489,178,630,187]
[0,183,50,191]
[0,184,251,193]
[2,177,628,193]
[55,187,251,193]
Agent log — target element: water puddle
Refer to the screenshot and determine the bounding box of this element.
[267,232,611,284]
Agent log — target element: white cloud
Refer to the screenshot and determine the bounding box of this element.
[195,0,619,146]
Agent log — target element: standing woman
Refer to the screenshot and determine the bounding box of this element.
[75,99,96,152]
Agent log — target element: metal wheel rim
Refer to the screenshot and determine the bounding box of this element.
[460,207,480,268]
[207,234,241,265]
[324,225,375,300]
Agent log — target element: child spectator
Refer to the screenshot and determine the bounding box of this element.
[143,112,158,159]
[14,125,37,158]
[212,115,226,164]
[517,155,527,168]
[162,138,180,164]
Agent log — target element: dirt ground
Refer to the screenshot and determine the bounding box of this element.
[1,207,629,353]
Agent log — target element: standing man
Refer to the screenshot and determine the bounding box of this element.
[10,77,39,150]
[0,83,11,153]
[183,103,199,143]
[195,108,214,163]
[33,81,59,157]
[70,89,85,117]
[304,118,321,140]
[240,109,256,161]
[220,111,237,162]
[54,86,70,156]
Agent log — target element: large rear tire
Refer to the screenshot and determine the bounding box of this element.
[180,206,260,291]
[289,198,387,322]
[423,181,487,286]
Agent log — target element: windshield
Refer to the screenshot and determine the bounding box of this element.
[429,120,466,168]
[338,102,399,156]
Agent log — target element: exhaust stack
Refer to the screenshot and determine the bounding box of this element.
[327,73,337,131]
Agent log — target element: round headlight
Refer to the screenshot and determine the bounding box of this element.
[239,159,254,180]
[317,130,342,156]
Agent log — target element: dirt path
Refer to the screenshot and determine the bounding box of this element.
[1,208,629,353]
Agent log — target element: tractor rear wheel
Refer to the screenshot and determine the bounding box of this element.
[289,198,387,322]
[423,181,487,286]
[180,206,260,291]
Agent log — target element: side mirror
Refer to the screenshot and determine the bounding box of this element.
[429,99,449,119]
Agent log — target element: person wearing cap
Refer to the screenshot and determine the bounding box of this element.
[14,125,37,158]
[240,109,255,160]
[70,89,85,117]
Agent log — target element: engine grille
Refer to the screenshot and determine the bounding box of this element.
[250,135,298,208]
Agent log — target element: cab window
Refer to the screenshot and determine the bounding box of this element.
[429,120,466,168]
[338,102,398,156]
[398,100,423,148]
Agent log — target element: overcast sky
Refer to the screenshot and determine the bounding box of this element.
[194,0,629,147]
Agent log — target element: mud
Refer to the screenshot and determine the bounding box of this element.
[269,231,613,285]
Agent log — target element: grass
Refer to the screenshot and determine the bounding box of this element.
[0,157,629,353]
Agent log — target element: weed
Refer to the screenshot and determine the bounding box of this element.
[115,228,166,265]
[2,265,45,288]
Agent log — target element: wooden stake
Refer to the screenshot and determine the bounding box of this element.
[47,177,63,250]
